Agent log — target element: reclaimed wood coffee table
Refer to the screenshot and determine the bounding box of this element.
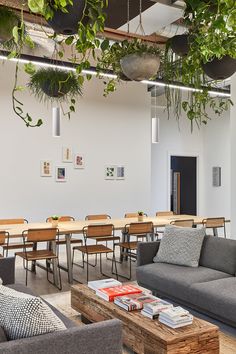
[71,284,219,354]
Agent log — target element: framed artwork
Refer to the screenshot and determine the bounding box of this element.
[62,147,73,163]
[55,166,67,182]
[74,153,85,169]
[40,160,52,177]
[105,165,116,180]
[116,166,125,180]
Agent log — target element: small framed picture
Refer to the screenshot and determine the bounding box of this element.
[105,165,116,180]
[62,147,73,163]
[116,166,125,180]
[74,153,85,169]
[55,166,67,182]
[40,160,52,177]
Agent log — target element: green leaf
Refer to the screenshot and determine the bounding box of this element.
[77,76,84,85]
[69,105,75,112]
[12,26,19,44]
[65,36,74,45]
[15,86,25,92]
[28,0,45,14]
[24,63,36,75]
[24,35,35,49]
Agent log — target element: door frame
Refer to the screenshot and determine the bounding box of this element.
[167,152,200,215]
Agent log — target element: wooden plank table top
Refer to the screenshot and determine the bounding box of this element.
[0,214,223,238]
[71,284,219,354]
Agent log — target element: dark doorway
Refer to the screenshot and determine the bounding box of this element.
[170,156,197,215]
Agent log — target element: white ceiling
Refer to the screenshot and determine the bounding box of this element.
[119,2,184,35]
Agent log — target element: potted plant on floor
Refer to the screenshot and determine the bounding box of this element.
[28,67,83,117]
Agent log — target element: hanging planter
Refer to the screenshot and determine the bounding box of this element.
[47,0,87,35]
[0,6,19,44]
[28,67,83,120]
[202,56,236,80]
[170,34,190,57]
[120,53,160,81]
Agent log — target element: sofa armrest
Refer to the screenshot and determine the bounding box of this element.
[0,257,15,285]
[0,319,122,354]
[137,241,160,266]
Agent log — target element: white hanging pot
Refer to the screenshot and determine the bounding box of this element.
[120,53,160,81]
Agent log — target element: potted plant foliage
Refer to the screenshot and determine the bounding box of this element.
[0,6,19,45]
[51,215,60,227]
[138,211,144,222]
[97,39,162,95]
[28,67,82,116]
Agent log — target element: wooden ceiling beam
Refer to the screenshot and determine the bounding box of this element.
[0,0,168,44]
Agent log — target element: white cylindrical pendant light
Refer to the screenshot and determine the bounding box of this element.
[152,117,159,143]
[52,107,61,137]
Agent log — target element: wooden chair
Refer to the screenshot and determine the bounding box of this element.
[0,219,31,256]
[85,214,111,220]
[124,212,148,241]
[46,216,82,246]
[116,222,154,280]
[155,211,174,239]
[72,224,117,282]
[85,214,120,263]
[0,231,9,257]
[16,228,62,289]
[170,219,194,227]
[202,217,226,237]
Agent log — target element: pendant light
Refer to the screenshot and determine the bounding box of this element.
[52,107,61,137]
[151,87,159,144]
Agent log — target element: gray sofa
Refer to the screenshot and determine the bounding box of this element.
[136,235,236,327]
[0,257,122,354]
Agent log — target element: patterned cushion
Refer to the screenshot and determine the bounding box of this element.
[153,225,205,267]
[0,327,7,343]
[0,285,66,340]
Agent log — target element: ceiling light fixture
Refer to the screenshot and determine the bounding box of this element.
[0,55,231,97]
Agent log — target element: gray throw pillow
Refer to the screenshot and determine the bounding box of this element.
[0,285,66,340]
[153,225,205,267]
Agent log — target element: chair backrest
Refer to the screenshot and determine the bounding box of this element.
[23,228,57,243]
[156,211,174,217]
[0,231,7,245]
[46,216,75,222]
[0,219,28,225]
[124,213,148,218]
[85,214,111,220]
[126,222,153,235]
[170,219,194,228]
[202,217,225,228]
[84,224,113,239]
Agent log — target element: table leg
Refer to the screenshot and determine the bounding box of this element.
[213,228,218,237]
[120,231,128,262]
[65,233,73,284]
[31,242,37,272]
[51,240,60,288]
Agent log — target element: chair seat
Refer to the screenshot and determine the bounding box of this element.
[118,241,138,250]
[15,250,57,261]
[56,238,82,245]
[2,243,34,250]
[95,236,120,242]
[74,244,113,254]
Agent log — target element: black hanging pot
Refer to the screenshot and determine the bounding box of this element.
[170,34,190,57]
[47,0,87,35]
[41,80,70,98]
[202,55,236,80]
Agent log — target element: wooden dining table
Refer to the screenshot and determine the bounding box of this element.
[0,214,227,286]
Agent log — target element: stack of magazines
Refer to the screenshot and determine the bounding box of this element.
[114,292,157,311]
[96,284,143,302]
[141,299,173,319]
[159,307,193,328]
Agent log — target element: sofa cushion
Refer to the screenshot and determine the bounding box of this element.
[0,285,66,340]
[199,235,236,275]
[190,278,236,324]
[136,263,232,302]
[153,225,205,267]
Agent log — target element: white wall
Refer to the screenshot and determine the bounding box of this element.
[151,97,231,225]
[0,61,151,221]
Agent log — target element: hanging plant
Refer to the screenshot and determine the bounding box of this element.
[0,6,20,47]
[28,0,108,83]
[162,0,235,128]
[169,34,190,57]
[97,39,162,96]
[28,67,82,117]
[202,55,236,80]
